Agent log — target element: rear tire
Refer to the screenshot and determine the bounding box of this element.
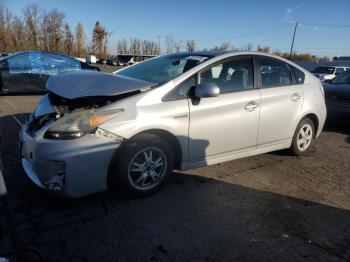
[290,118,315,156]
[109,133,174,197]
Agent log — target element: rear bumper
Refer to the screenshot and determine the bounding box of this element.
[19,123,121,197]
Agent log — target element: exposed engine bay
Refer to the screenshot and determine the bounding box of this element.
[26,91,140,136]
[48,91,139,115]
[25,70,156,136]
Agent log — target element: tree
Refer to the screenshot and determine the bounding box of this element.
[241,43,254,51]
[23,4,40,50]
[186,39,196,52]
[63,23,74,55]
[141,40,159,55]
[11,16,26,51]
[257,45,270,53]
[173,40,182,52]
[91,21,109,59]
[75,22,86,57]
[41,8,65,52]
[165,35,174,54]
[117,38,128,54]
[0,7,13,52]
[129,38,141,55]
[211,42,230,51]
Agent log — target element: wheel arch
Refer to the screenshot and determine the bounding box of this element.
[133,129,183,169]
[109,128,183,171]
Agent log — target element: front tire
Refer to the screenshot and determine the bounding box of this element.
[290,118,315,156]
[109,133,174,197]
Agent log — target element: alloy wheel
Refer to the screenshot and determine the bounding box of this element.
[297,123,313,152]
[127,147,167,191]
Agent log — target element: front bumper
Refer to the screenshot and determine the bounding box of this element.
[19,123,121,197]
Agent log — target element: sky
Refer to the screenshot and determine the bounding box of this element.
[1,0,350,57]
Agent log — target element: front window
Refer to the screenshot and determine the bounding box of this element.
[200,57,254,93]
[312,67,335,74]
[116,54,210,84]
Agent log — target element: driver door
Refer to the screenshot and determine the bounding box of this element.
[188,56,260,161]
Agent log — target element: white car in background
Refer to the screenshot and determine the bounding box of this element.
[312,66,350,82]
[19,51,327,198]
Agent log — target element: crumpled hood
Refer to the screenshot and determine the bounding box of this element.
[323,83,350,100]
[46,70,156,99]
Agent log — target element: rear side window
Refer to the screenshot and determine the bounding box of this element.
[290,65,305,84]
[258,57,292,88]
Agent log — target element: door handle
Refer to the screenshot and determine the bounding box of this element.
[291,93,302,102]
[245,102,259,111]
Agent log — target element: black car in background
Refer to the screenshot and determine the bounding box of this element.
[323,70,350,119]
[0,51,99,94]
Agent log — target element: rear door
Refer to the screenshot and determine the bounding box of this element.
[257,56,304,147]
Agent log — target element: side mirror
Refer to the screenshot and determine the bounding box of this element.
[194,82,220,98]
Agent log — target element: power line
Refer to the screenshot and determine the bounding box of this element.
[176,24,292,43]
[300,22,350,28]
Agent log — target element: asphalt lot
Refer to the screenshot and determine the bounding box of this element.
[0,94,349,262]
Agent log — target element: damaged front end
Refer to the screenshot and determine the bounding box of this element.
[20,71,155,196]
[26,70,156,139]
[27,92,136,140]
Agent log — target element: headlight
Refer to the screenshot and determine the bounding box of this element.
[44,109,123,139]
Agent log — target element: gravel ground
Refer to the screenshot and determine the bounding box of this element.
[0,94,349,262]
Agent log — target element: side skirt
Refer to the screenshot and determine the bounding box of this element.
[180,139,292,170]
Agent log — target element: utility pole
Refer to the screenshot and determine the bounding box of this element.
[289,22,298,57]
[157,35,161,55]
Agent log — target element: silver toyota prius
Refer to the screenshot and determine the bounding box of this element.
[19,51,327,198]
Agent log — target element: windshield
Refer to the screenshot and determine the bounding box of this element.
[116,54,210,84]
[332,71,350,84]
[312,67,335,74]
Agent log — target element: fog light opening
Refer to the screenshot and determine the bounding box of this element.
[45,172,65,192]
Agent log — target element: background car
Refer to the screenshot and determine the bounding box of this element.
[323,70,350,119]
[0,51,100,94]
[312,66,350,82]
[107,59,118,66]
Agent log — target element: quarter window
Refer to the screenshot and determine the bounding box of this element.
[290,65,305,84]
[199,57,254,93]
[258,57,292,88]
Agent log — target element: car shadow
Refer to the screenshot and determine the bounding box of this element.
[324,118,350,144]
[3,169,350,262]
[0,113,350,261]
